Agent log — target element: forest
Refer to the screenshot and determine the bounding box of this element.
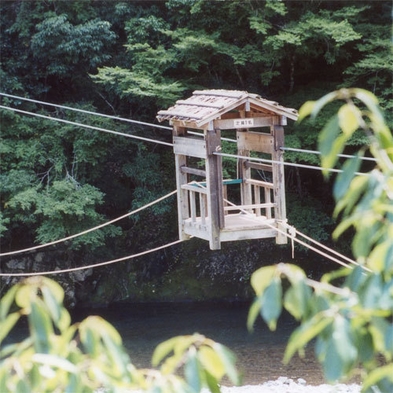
[0,0,392,306]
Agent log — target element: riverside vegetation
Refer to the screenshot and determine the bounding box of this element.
[1,89,392,392]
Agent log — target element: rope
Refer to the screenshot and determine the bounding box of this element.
[188,180,367,272]
[0,239,185,277]
[293,228,361,268]
[3,101,365,174]
[0,92,172,131]
[269,221,372,272]
[0,93,374,167]
[0,190,177,257]
[281,147,377,162]
[0,105,173,147]
[215,151,368,176]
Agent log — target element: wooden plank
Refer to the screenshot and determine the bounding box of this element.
[170,119,206,130]
[158,108,205,120]
[183,221,211,241]
[183,214,278,243]
[173,136,206,158]
[180,166,206,178]
[248,96,298,121]
[245,161,272,172]
[245,178,274,189]
[176,100,224,109]
[221,215,277,241]
[237,131,274,154]
[181,184,208,194]
[220,228,277,242]
[214,116,275,130]
[224,203,275,211]
[193,90,247,99]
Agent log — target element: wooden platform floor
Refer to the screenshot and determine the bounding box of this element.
[184,213,279,243]
[184,213,276,232]
[222,213,275,231]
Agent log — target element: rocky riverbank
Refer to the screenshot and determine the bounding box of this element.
[218,377,362,392]
[97,378,362,393]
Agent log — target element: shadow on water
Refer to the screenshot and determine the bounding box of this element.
[74,301,324,386]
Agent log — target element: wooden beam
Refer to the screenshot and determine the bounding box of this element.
[205,129,224,249]
[181,184,208,194]
[176,100,224,109]
[180,166,206,178]
[170,119,206,130]
[224,203,275,211]
[220,228,277,242]
[173,126,191,241]
[245,178,274,189]
[245,161,272,172]
[271,125,287,244]
[237,130,252,213]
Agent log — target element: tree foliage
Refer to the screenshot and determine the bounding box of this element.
[248,89,393,392]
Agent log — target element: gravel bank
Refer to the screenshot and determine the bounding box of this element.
[97,377,362,393]
[217,377,361,393]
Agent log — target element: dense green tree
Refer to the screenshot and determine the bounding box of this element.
[1,1,117,100]
[0,100,176,252]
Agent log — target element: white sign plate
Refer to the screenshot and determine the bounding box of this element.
[233,118,254,128]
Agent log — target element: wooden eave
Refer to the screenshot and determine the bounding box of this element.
[156,89,298,129]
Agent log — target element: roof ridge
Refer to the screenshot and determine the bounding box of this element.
[157,89,298,126]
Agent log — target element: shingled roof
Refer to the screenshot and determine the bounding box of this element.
[157,89,298,127]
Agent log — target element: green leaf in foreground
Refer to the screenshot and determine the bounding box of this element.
[284,313,333,364]
[260,277,282,331]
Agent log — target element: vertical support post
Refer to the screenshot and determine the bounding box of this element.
[237,129,252,211]
[271,125,287,244]
[265,188,272,219]
[205,128,223,250]
[173,125,191,241]
[254,184,261,216]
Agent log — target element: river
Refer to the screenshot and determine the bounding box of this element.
[74,301,325,386]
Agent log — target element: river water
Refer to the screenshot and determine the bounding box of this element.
[76,301,325,386]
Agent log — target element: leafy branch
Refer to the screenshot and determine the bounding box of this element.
[249,89,393,392]
[0,276,241,393]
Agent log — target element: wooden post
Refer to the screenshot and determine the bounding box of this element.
[205,128,223,250]
[173,125,191,241]
[237,130,252,212]
[271,125,287,244]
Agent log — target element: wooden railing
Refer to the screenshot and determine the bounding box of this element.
[244,178,275,218]
[181,178,276,227]
[181,183,208,227]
